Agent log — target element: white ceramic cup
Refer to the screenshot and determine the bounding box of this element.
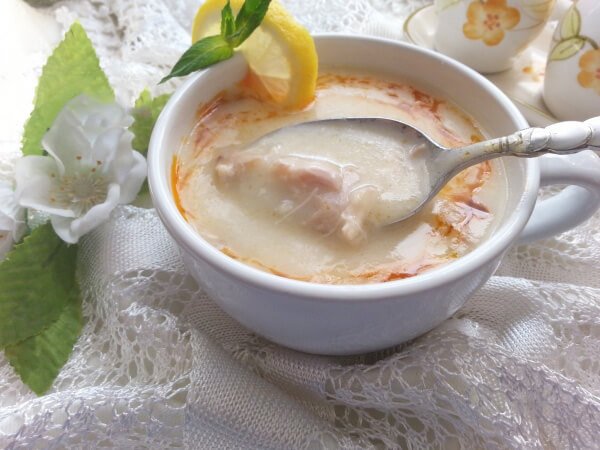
[543,0,600,121]
[148,35,600,355]
[434,0,556,73]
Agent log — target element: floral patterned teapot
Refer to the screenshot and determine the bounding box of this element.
[543,0,600,120]
[433,0,556,73]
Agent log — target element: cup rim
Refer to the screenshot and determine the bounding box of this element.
[148,33,538,301]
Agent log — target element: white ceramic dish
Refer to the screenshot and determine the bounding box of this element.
[148,35,600,355]
[404,3,558,127]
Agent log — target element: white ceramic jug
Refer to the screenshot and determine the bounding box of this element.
[543,0,600,120]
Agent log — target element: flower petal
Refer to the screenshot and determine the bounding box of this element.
[0,232,15,261]
[466,1,485,23]
[15,156,75,218]
[80,98,132,134]
[500,7,521,30]
[578,71,595,88]
[591,50,600,67]
[118,151,147,204]
[463,22,484,40]
[108,131,137,185]
[464,2,486,40]
[50,215,77,244]
[0,181,25,246]
[12,220,26,244]
[62,94,133,147]
[92,127,129,176]
[590,79,600,96]
[579,49,600,71]
[68,183,121,241]
[487,0,507,8]
[483,28,505,46]
[42,109,93,174]
[0,215,15,233]
[0,182,19,229]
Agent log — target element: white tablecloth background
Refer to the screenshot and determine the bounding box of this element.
[1,0,600,448]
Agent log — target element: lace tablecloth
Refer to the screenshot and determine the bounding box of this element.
[1,0,600,448]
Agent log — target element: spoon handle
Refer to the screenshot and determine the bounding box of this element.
[436,117,600,178]
[502,117,600,157]
[432,118,600,183]
[445,118,600,172]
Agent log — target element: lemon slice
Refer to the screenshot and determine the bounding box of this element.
[192,0,317,109]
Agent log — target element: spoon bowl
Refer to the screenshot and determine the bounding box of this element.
[246,116,600,225]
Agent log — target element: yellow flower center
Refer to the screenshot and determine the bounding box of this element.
[483,13,501,30]
[50,164,109,216]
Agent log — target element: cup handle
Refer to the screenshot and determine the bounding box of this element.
[517,150,600,245]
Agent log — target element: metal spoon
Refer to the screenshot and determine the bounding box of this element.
[252,117,600,225]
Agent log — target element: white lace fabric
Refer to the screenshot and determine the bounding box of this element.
[1,0,600,448]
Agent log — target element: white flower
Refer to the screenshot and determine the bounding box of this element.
[15,94,147,244]
[0,181,25,260]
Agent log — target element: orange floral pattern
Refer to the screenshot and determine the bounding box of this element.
[578,49,600,95]
[463,0,521,46]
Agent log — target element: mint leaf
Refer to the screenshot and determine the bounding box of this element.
[130,88,172,156]
[161,0,272,83]
[221,1,236,39]
[21,22,114,156]
[230,0,272,47]
[0,223,78,348]
[5,294,82,395]
[160,35,234,84]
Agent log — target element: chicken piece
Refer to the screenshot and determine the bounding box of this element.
[215,150,378,244]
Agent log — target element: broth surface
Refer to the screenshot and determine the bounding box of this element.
[174,71,508,284]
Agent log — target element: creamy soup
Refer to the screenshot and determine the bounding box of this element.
[174,71,508,284]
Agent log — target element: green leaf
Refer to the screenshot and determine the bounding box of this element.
[230,0,272,48]
[5,294,82,395]
[160,35,234,83]
[549,37,585,61]
[435,0,461,12]
[520,0,555,21]
[130,88,172,156]
[130,88,172,195]
[0,223,78,348]
[221,0,236,39]
[21,22,114,156]
[560,4,581,40]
